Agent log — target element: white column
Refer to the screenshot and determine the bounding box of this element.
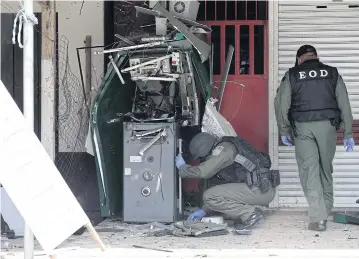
[268,0,279,208]
[23,0,35,258]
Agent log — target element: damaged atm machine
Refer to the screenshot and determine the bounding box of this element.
[90,2,229,223]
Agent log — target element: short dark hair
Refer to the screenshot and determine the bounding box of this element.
[296,45,317,58]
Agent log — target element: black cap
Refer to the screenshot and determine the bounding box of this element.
[296,45,317,58]
[295,45,317,66]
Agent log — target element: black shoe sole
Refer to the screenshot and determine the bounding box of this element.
[235,214,264,230]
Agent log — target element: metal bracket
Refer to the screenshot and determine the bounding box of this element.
[139,128,167,156]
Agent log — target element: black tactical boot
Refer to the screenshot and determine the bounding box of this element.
[308,220,327,231]
[234,208,264,230]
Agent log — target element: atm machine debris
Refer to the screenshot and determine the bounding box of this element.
[90,2,237,236]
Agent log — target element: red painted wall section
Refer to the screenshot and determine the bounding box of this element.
[219,75,268,153]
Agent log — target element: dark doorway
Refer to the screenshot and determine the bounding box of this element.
[0,13,42,139]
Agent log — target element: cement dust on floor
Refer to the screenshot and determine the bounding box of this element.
[2,211,359,254]
[61,210,359,249]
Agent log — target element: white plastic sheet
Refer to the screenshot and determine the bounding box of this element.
[201,98,237,138]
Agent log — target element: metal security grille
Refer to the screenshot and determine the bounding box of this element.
[197,0,268,21]
[277,1,359,208]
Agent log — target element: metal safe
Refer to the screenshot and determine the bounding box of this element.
[122,122,179,223]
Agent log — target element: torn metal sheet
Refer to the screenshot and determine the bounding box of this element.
[135,6,212,33]
[153,3,210,63]
[217,45,234,111]
[172,220,228,237]
[190,27,208,34]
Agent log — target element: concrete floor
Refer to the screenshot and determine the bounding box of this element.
[1,211,359,258]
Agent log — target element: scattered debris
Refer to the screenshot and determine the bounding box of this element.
[132,245,173,253]
[147,229,173,237]
[96,228,125,233]
[172,221,228,237]
[234,229,252,235]
[136,222,174,231]
[347,235,358,240]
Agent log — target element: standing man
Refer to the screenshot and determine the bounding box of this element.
[175,133,279,231]
[274,45,354,232]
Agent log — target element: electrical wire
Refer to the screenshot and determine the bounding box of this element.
[212,79,246,122]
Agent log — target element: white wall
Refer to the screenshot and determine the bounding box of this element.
[1,1,104,153]
[57,1,104,152]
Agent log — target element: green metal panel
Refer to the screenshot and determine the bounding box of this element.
[91,52,135,217]
[90,44,212,218]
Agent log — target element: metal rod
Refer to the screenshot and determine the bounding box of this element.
[185,52,199,125]
[178,139,183,215]
[94,42,163,55]
[131,76,177,82]
[23,0,35,258]
[139,130,165,156]
[114,34,135,45]
[85,223,106,251]
[76,48,88,113]
[134,127,164,137]
[249,24,255,75]
[217,45,234,111]
[210,44,214,87]
[85,36,92,109]
[109,55,125,84]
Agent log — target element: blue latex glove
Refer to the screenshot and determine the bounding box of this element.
[187,209,206,221]
[175,155,186,168]
[344,138,355,152]
[281,136,292,147]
